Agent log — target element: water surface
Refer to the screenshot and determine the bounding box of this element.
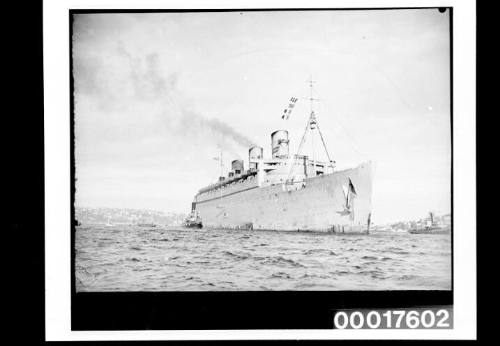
[75,225,451,291]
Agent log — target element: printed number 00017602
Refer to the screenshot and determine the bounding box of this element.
[333,309,452,329]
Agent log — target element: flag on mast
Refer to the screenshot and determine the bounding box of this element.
[281,97,298,120]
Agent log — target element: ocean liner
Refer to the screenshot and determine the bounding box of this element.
[190,81,373,233]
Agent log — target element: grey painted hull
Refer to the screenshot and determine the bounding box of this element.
[194,162,373,233]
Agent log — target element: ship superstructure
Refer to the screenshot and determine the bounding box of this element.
[190,80,373,233]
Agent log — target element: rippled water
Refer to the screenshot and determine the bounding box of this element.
[75,225,451,291]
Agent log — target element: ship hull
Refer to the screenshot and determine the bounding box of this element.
[184,223,203,229]
[194,162,373,233]
[408,225,451,234]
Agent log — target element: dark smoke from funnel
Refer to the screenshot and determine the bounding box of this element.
[118,49,256,151]
[180,109,255,148]
[73,20,256,165]
[113,46,256,152]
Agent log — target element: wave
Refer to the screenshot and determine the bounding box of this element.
[270,272,292,279]
[304,249,337,256]
[132,267,150,272]
[262,256,305,268]
[223,250,251,260]
[75,224,452,291]
[398,274,419,281]
[300,273,331,279]
[389,251,410,255]
[164,255,180,261]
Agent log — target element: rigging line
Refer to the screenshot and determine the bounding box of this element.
[286,114,310,182]
[330,113,368,160]
[365,57,417,112]
[312,93,369,160]
[315,121,335,170]
[335,39,415,114]
[285,77,318,182]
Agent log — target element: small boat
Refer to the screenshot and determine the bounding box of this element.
[183,210,203,229]
[105,217,114,227]
[408,212,451,234]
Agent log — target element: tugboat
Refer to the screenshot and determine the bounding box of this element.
[183,210,203,229]
[408,212,451,234]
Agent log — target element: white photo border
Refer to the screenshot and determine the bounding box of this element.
[44,0,476,340]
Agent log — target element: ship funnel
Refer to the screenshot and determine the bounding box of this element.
[271,130,289,159]
[231,159,244,175]
[249,146,263,169]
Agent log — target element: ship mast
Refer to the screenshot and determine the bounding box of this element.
[307,77,335,173]
[285,77,335,183]
[308,77,317,177]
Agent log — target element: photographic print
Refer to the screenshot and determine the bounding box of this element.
[72,9,452,293]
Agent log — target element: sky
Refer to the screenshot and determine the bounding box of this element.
[72,9,451,224]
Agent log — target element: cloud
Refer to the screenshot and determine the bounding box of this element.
[73,27,256,162]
